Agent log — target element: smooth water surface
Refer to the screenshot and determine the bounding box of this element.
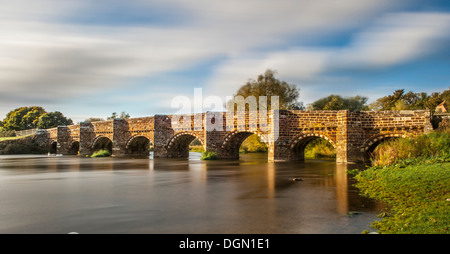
[0,153,383,234]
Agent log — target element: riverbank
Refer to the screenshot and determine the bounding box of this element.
[0,135,48,155]
[355,159,449,234]
[354,129,450,234]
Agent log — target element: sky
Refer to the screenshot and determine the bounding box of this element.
[0,0,449,123]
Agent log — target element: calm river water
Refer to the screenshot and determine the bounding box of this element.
[0,153,383,234]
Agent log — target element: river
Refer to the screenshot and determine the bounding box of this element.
[0,153,383,234]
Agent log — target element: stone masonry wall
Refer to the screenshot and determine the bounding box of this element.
[41,109,432,162]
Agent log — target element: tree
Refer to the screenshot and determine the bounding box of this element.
[107,111,130,120]
[84,117,105,122]
[369,89,435,111]
[37,111,73,129]
[230,69,304,110]
[1,106,46,131]
[308,95,369,111]
[424,89,450,113]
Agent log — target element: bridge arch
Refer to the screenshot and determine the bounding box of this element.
[363,133,406,156]
[92,136,113,154]
[125,135,152,156]
[220,131,268,159]
[49,141,57,154]
[166,132,204,158]
[288,133,336,161]
[68,140,80,155]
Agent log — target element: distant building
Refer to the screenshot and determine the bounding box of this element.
[436,101,447,113]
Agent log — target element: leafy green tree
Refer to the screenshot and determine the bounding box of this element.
[107,111,130,120]
[240,134,268,153]
[308,95,369,111]
[230,69,304,110]
[84,117,105,122]
[370,89,405,111]
[424,89,450,113]
[1,106,46,130]
[37,111,73,129]
[369,89,437,111]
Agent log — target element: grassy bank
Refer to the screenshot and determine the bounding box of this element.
[355,160,450,234]
[354,129,450,234]
[371,129,450,166]
[304,138,336,159]
[0,135,48,155]
[239,134,267,153]
[189,145,204,153]
[0,135,29,142]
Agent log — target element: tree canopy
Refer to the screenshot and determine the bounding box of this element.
[1,107,72,131]
[308,95,369,111]
[369,88,449,112]
[107,112,130,120]
[230,69,304,110]
[37,111,73,129]
[1,106,46,131]
[84,117,105,123]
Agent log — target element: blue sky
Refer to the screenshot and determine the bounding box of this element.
[0,0,449,123]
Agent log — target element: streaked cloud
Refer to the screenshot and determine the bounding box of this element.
[206,11,450,101]
[0,0,449,122]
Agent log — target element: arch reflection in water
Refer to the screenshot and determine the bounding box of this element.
[0,154,383,233]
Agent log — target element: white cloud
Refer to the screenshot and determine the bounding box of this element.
[1,0,448,119]
[205,11,450,98]
[334,12,450,68]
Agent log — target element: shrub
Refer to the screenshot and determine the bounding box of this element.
[372,129,450,166]
[201,151,218,160]
[0,135,48,154]
[90,149,111,158]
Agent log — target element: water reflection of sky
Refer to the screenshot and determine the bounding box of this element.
[0,153,383,233]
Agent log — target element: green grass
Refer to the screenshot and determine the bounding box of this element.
[0,135,30,142]
[189,146,204,153]
[371,129,450,166]
[90,149,111,157]
[239,134,268,153]
[0,135,48,155]
[355,161,450,234]
[354,128,450,234]
[304,138,336,159]
[200,151,218,160]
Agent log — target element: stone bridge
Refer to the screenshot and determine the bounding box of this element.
[40,110,432,163]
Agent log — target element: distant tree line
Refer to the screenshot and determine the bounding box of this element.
[231,69,449,113]
[307,89,449,112]
[84,112,130,122]
[307,95,369,111]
